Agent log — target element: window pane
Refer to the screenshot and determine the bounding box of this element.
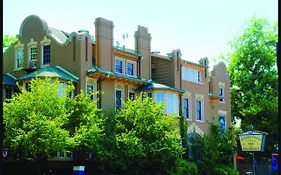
[30,47,37,60]
[129,92,135,100]
[127,63,134,76]
[219,116,226,134]
[16,49,24,68]
[196,100,202,120]
[58,83,66,96]
[5,89,12,99]
[116,90,122,108]
[156,92,165,103]
[43,45,51,65]
[115,60,122,73]
[87,84,94,100]
[172,94,178,114]
[183,98,189,118]
[167,93,173,114]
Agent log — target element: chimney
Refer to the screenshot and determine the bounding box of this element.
[134,25,151,79]
[95,17,114,71]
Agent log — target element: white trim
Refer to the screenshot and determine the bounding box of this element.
[218,110,227,115]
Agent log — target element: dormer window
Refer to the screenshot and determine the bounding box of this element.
[14,41,24,70]
[16,49,24,69]
[30,47,37,67]
[43,45,50,65]
[27,39,38,68]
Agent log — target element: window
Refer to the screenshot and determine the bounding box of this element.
[115,59,123,73]
[58,83,66,96]
[219,116,226,134]
[5,89,12,99]
[183,98,190,119]
[129,92,135,100]
[219,87,224,102]
[115,89,122,109]
[127,62,135,76]
[167,93,178,115]
[16,49,24,69]
[25,83,31,92]
[43,45,50,65]
[182,67,201,83]
[195,100,202,121]
[87,84,94,100]
[155,92,165,104]
[147,92,152,98]
[30,47,37,67]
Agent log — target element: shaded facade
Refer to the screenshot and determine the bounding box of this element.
[3,15,231,135]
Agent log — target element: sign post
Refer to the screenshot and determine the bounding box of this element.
[238,130,267,175]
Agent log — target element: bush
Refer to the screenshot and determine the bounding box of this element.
[213,165,240,175]
[169,158,198,175]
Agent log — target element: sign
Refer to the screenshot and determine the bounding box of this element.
[239,135,263,151]
[238,130,267,152]
[272,153,279,171]
[73,166,85,175]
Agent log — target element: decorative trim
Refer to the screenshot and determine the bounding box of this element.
[195,94,204,100]
[27,38,38,47]
[182,91,192,98]
[218,82,225,88]
[40,36,51,45]
[218,110,227,115]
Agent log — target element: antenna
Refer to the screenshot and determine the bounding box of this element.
[122,33,128,49]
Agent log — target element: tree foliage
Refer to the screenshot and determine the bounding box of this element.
[228,17,278,152]
[65,91,104,160]
[189,124,236,175]
[3,34,18,52]
[98,94,183,174]
[3,78,73,160]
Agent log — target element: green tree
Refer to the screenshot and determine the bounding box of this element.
[64,91,104,162]
[103,94,183,174]
[228,17,278,152]
[3,34,18,52]
[3,78,73,160]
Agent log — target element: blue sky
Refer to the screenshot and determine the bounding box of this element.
[3,0,277,67]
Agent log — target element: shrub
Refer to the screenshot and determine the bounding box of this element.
[213,165,240,175]
[170,158,198,175]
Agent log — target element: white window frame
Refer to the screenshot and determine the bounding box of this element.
[14,42,24,71]
[182,66,202,84]
[86,78,97,100]
[195,94,204,122]
[41,36,51,67]
[128,86,136,101]
[126,60,137,77]
[115,57,124,74]
[115,84,124,109]
[27,39,38,68]
[183,97,191,120]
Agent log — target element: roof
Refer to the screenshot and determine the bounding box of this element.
[3,73,17,87]
[87,67,148,83]
[182,60,208,68]
[114,46,143,57]
[17,66,79,82]
[135,80,185,93]
[237,130,268,136]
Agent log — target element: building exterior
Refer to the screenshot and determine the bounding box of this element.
[3,15,231,135]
